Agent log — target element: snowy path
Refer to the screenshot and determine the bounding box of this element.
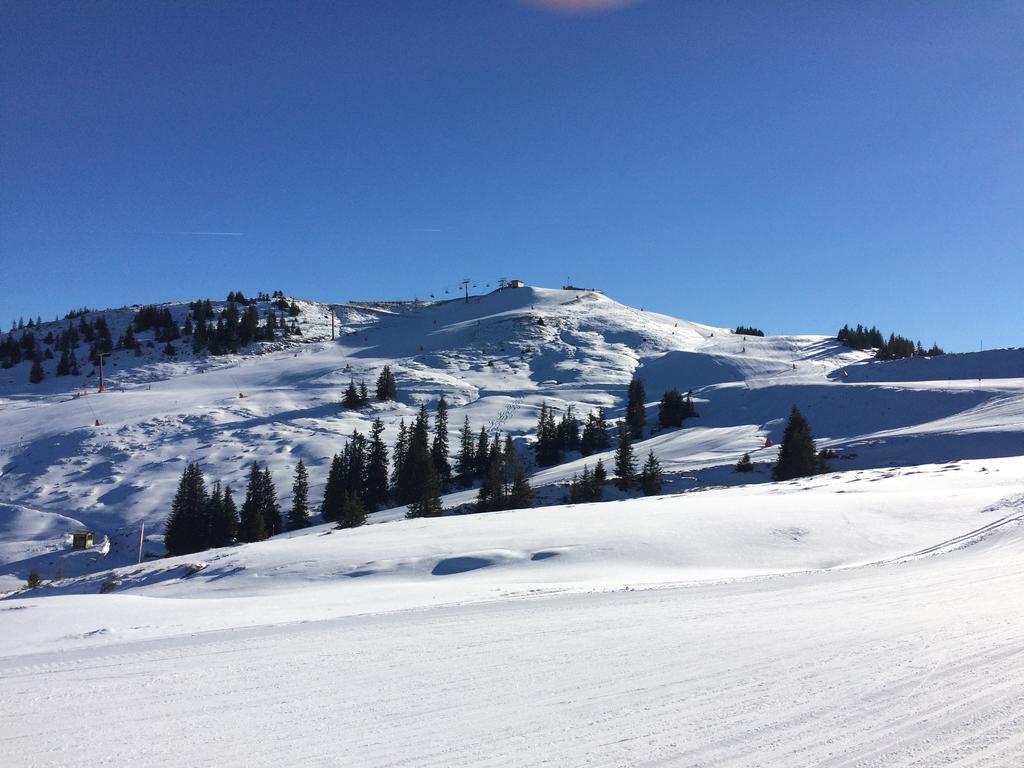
[2,524,1022,768]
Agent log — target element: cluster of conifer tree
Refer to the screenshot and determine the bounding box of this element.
[475,433,532,512]
[568,420,663,501]
[837,324,944,360]
[733,325,764,337]
[343,365,399,408]
[658,389,698,428]
[3,313,119,382]
[772,406,831,481]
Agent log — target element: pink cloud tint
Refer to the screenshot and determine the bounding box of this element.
[523,0,643,13]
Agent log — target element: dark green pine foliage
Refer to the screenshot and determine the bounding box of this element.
[364,418,390,512]
[343,380,361,409]
[375,365,398,401]
[238,463,268,542]
[29,359,44,384]
[358,380,369,406]
[474,427,491,479]
[321,453,346,523]
[477,435,531,512]
[593,459,608,490]
[338,491,367,528]
[569,463,605,504]
[625,378,646,439]
[659,389,698,428]
[210,484,238,547]
[455,415,476,486]
[287,460,311,530]
[261,467,281,536]
[390,420,409,502]
[580,409,611,456]
[534,402,561,467]
[431,397,452,488]
[639,451,663,496]
[557,407,580,452]
[165,462,209,556]
[735,453,755,473]
[614,421,637,491]
[404,406,443,517]
[344,429,368,503]
[773,406,819,481]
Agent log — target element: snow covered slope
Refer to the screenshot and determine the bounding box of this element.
[2,457,1023,766]
[1,286,1022,587]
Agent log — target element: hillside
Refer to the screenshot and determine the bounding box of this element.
[1,285,1023,589]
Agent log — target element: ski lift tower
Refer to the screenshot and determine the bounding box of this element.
[461,278,471,304]
[97,352,109,393]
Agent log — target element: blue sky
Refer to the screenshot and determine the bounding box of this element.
[2,0,1021,350]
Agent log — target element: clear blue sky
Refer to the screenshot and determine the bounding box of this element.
[2,0,1021,351]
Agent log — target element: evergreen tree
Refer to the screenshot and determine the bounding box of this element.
[29,359,44,384]
[321,453,346,523]
[56,349,71,376]
[659,389,697,428]
[287,460,311,530]
[431,397,451,487]
[474,427,491,479]
[455,415,475,486]
[534,402,561,467]
[592,458,608,498]
[639,451,663,496]
[375,365,398,401]
[735,452,754,473]
[614,421,636,491]
[209,484,238,547]
[364,418,390,512]
[773,406,819,481]
[580,409,611,456]
[358,380,369,406]
[338,491,367,528]
[625,378,646,439]
[344,429,368,503]
[165,463,209,556]
[261,467,281,536]
[238,463,268,542]
[557,407,580,452]
[343,380,361,409]
[390,420,409,501]
[404,406,443,517]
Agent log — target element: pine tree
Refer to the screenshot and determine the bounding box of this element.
[534,402,561,467]
[287,460,311,530]
[455,415,475,486]
[404,406,443,517]
[29,359,43,384]
[625,377,646,439]
[165,463,209,556]
[261,467,281,536]
[321,453,346,522]
[508,460,532,510]
[614,421,636,491]
[639,451,663,496]
[209,483,238,547]
[735,453,754,473]
[580,409,611,456]
[557,407,580,452]
[338,491,366,528]
[343,380,361,409]
[344,429,368,503]
[659,389,689,428]
[238,463,268,542]
[390,420,409,502]
[358,380,369,406]
[431,397,451,487]
[773,406,819,481]
[474,427,491,479]
[365,418,390,512]
[375,365,397,401]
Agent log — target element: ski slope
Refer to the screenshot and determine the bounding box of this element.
[2,458,1023,766]
[1,286,1023,588]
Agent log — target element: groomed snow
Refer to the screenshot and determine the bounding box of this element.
[1,458,1022,766]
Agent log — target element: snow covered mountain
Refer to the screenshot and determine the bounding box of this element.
[3,285,1024,766]
[1,284,1022,589]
